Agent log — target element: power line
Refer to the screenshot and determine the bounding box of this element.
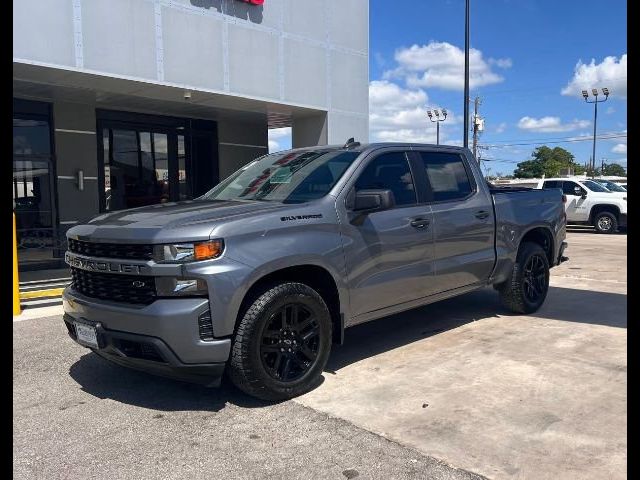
[483,133,626,148]
[485,130,627,144]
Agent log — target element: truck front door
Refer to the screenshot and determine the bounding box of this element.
[561,180,589,222]
[339,150,435,318]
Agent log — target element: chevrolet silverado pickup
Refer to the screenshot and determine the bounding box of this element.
[63,141,568,400]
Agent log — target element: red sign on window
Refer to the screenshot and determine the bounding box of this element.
[239,0,264,4]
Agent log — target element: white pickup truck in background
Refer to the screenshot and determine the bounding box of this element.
[537,177,627,233]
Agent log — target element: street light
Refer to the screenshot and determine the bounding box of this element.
[582,88,609,176]
[427,108,448,145]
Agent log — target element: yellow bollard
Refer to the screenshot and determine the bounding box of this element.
[13,213,21,316]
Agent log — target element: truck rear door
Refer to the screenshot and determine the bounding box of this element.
[411,149,495,292]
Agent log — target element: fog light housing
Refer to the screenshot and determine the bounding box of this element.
[198,310,215,342]
[156,278,208,297]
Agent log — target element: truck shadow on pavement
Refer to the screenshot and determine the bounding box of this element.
[68,354,292,412]
[68,286,624,410]
[326,285,626,372]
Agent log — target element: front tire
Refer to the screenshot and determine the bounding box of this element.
[593,211,618,234]
[498,242,550,314]
[228,282,332,401]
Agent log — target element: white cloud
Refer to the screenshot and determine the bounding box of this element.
[268,127,291,153]
[384,42,507,91]
[612,144,627,154]
[517,116,590,133]
[268,140,280,152]
[268,127,291,140]
[495,122,507,134]
[489,57,513,69]
[369,80,460,144]
[606,106,616,114]
[561,54,627,99]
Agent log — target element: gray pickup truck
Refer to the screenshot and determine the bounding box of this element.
[63,141,567,400]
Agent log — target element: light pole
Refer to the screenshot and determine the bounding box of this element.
[427,109,448,145]
[582,87,609,176]
[463,0,470,149]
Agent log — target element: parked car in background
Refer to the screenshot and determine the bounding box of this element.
[593,178,627,193]
[537,177,627,233]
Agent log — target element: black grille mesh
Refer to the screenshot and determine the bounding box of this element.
[68,239,154,260]
[71,267,156,305]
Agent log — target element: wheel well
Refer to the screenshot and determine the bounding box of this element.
[520,227,554,265]
[590,204,620,222]
[238,265,342,343]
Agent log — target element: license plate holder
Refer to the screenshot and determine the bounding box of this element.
[74,322,99,349]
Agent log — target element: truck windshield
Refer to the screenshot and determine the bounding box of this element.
[594,180,626,192]
[583,180,612,192]
[199,150,360,204]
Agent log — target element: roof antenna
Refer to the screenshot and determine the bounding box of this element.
[344,137,360,149]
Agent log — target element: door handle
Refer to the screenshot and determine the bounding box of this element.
[410,218,431,229]
[475,210,490,220]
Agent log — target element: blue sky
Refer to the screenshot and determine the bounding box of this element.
[269,0,627,175]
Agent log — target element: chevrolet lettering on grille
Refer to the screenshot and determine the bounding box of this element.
[65,252,144,274]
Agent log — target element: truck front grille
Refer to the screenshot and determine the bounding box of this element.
[70,267,157,305]
[68,239,154,260]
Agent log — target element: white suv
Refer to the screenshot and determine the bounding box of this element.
[537,177,627,233]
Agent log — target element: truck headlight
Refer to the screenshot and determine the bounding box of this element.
[156,277,208,297]
[154,240,224,263]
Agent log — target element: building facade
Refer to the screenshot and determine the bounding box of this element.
[13,0,369,271]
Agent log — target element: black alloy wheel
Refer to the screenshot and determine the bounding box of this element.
[259,303,320,382]
[228,282,332,401]
[498,241,550,314]
[521,254,547,304]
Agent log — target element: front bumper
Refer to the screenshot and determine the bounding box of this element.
[63,287,232,385]
[63,314,226,386]
[619,214,627,228]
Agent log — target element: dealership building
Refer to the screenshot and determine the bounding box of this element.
[13,0,369,272]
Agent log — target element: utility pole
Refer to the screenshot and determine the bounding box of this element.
[472,96,482,160]
[463,0,470,149]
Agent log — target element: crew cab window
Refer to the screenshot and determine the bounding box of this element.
[543,180,562,189]
[562,181,584,196]
[355,152,417,206]
[418,152,473,201]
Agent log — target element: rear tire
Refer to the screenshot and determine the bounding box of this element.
[228,282,332,401]
[498,242,550,314]
[593,211,618,234]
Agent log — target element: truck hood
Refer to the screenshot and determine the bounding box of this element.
[68,200,290,243]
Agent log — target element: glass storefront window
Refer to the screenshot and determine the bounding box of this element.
[178,135,191,200]
[13,118,51,155]
[98,113,217,212]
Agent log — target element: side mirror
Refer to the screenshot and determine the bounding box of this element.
[581,193,588,200]
[353,189,395,212]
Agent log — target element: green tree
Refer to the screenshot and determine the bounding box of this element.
[603,163,626,176]
[513,146,582,178]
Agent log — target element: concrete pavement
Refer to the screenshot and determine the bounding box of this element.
[297,231,627,479]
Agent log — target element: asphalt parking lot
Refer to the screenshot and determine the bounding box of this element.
[13,230,626,480]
